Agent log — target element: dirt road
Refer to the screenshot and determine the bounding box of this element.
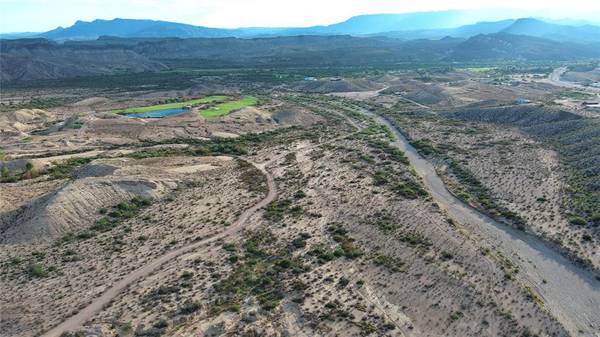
[40,160,277,337]
[40,124,359,337]
[370,113,600,337]
[547,67,600,94]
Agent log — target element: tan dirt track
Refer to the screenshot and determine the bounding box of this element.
[369,111,600,337]
[40,160,276,337]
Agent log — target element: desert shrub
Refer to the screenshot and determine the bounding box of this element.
[89,197,152,234]
[293,190,306,199]
[373,254,404,272]
[263,199,303,221]
[59,331,85,337]
[410,139,440,156]
[338,277,350,288]
[441,251,454,260]
[178,300,201,315]
[328,225,363,258]
[449,311,463,321]
[27,263,48,277]
[398,231,433,251]
[236,159,267,193]
[368,212,397,233]
[47,157,94,180]
[570,216,588,226]
[1,165,10,178]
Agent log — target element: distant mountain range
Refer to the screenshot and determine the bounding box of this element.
[3,32,600,82]
[2,11,600,83]
[2,12,600,43]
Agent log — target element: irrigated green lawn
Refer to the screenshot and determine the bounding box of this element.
[199,96,258,118]
[116,95,230,113]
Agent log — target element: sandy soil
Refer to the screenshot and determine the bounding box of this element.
[3,76,598,337]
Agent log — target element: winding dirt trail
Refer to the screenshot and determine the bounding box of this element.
[41,161,276,337]
[369,113,600,337]
[40,109,362,337]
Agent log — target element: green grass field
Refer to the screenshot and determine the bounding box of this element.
[199,96,258,118]
[460,67,497,74]
[116,95,230,113]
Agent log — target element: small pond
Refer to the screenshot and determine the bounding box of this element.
[125,107,191,118]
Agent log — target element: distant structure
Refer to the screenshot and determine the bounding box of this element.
[514,98,531,105]
[583,101,600,108]
[329,77,342,81]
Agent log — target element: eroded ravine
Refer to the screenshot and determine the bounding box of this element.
[370,113,600,337]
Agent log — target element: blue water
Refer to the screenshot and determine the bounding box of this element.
[125,107,190,118]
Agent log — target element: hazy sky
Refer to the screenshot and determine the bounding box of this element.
[1,0,600,33]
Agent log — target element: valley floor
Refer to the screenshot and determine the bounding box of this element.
[2,68,600,337]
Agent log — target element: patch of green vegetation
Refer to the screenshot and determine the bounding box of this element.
[115,95,229,114]
[291,233,310,249]
[371,169,426,199]
[449,311,464,321]
[134,321,169,337]
[367,138,409,164]
[524,286,544,306]
[447,159,526,230]
[308,244,337,263]
[460,67,497,74]
[497,254,519,281]
[178,300,202,314]
[440,251,454,260]
[264,199,304,221]
[68,120,84,129]
[566,63,598,72]
[432,103,600,229]
[47,157,94,180]
[0,158,85,183]
[198,96,257,118]
[90,196,152,233]
[410,139,440,156]
[393,180,428,199]
[569,216,588,226]
[328,224,363,259]
[338,276,350,288]
[397,231,432,249]
[367,211,397,233]
[293,190,307,199]
[0,165,14,183]
[0,97,77,112]
[211,230,307,314]
[236,159,267,194]
[27,263,48,278]
[129,140,248,160]
[373,254,404,272]
[557,91,596,100]
[60,197,152,244]
[283,152,297,165]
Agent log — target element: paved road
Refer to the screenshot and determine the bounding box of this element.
[41,160,277,337]
[370,113,600,337]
